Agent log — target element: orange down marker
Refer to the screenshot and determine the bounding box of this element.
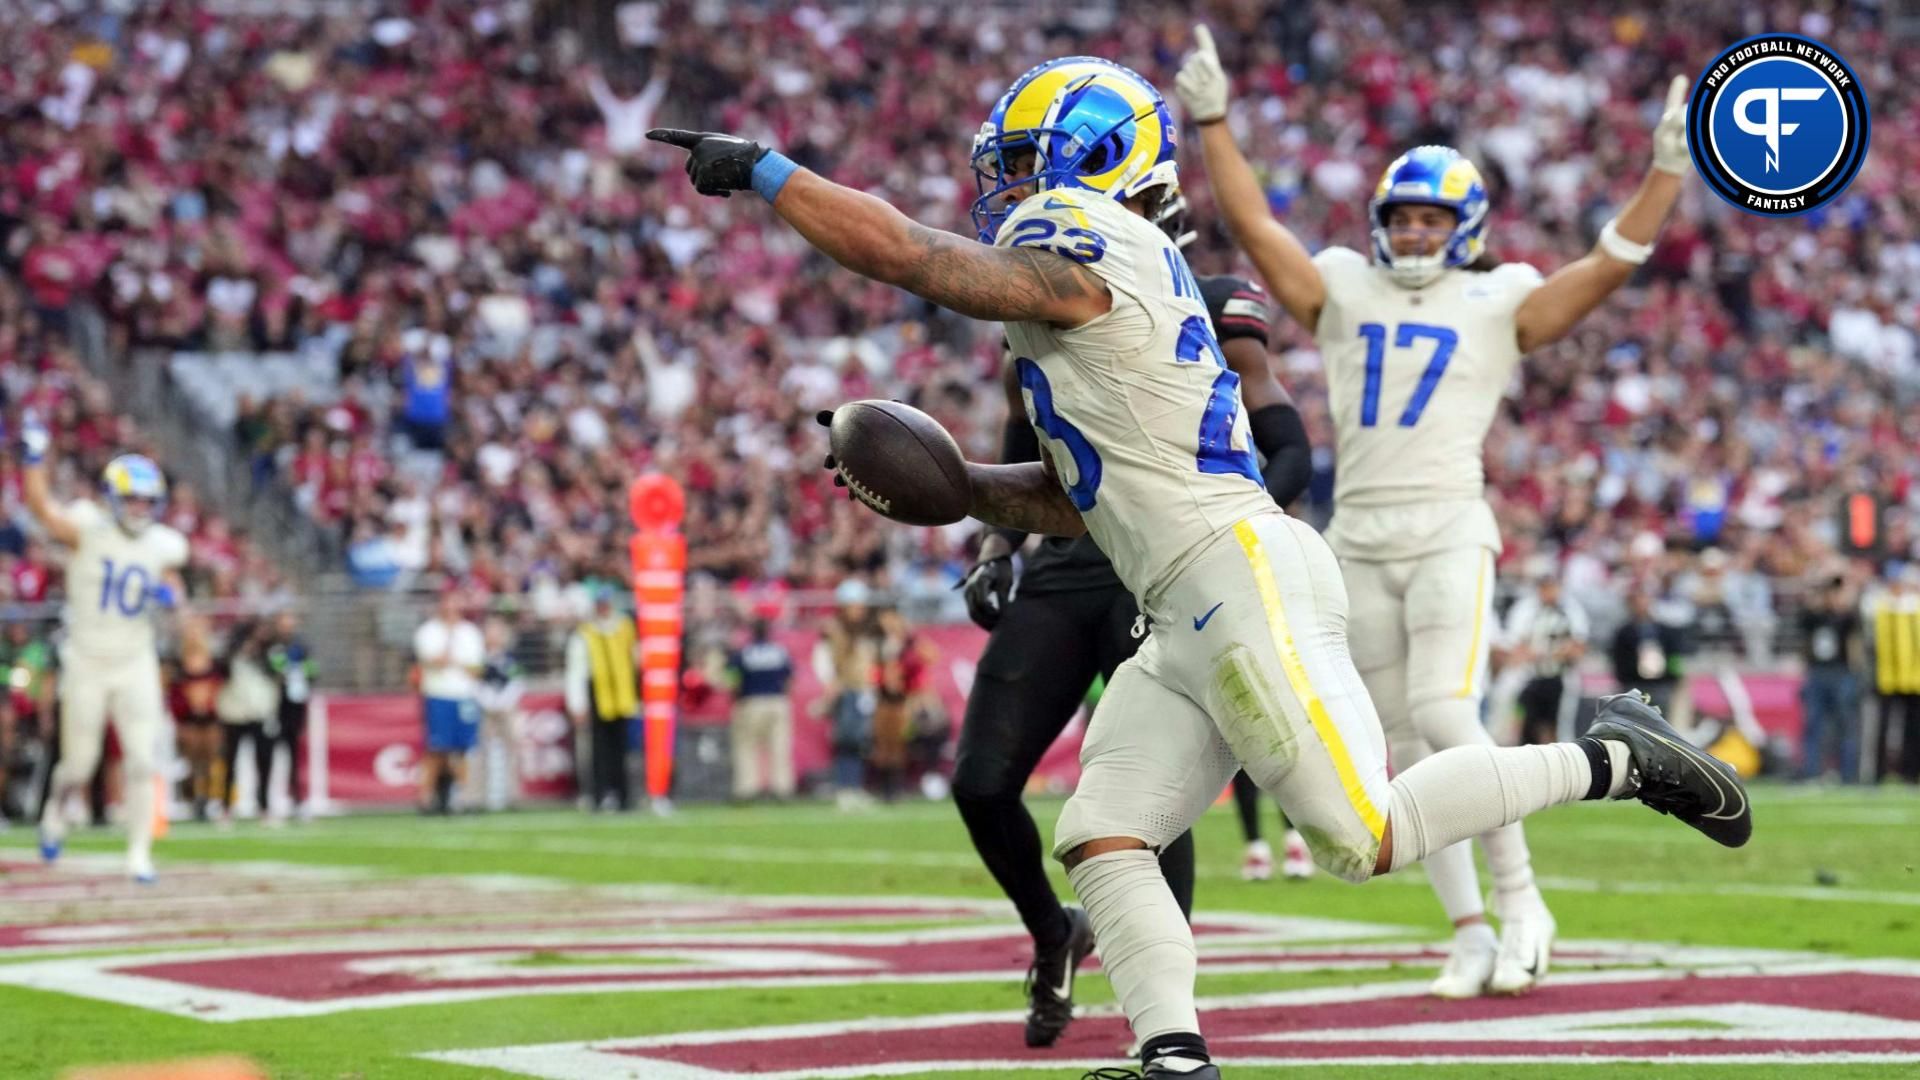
[628,473,687,803]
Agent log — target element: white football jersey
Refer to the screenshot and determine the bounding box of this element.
[60,500,190,661]
[1313,246,1543,561]
[999,190,1274,601]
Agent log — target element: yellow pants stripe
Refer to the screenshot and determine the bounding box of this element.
[1456,550,1491,699]
[1233,521,1386,840]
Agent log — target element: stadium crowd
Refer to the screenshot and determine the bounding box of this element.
[4,0,1916,631]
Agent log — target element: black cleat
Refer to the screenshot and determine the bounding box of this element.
[1587,692,1752,848]
[1025,904,1097,1047]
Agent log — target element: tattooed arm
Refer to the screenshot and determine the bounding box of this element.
[768,169,1111,328]
[965,461,1088,538]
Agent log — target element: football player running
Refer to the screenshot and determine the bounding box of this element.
[25,416,190,884]
[651,56,1746,1080]
[1177,25,1691,998]
[952,183,1311,1048]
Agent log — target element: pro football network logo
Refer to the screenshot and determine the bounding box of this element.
[1687,33,1869,216]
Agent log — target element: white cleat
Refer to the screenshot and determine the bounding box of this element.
[1488,891,1556,995]
[129,856,157,885]
[1241,839,1274,881]
[1429,922,1498,999]
[1280,830,1314,880]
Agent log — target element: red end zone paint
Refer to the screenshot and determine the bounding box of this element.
[444,969,1920,1076]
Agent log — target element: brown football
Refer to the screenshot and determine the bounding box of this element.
[828,400,972,526]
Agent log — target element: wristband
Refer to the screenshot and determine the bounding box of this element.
[751,151,798,204]
[1598,219,1654,265]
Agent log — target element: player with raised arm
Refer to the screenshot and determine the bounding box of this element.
[950,180,1312,1047]
[1176,26,1692,998]
[23,416,190,884]
[651,56,1746,1080]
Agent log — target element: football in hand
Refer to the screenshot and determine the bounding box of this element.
[822,400,972,526]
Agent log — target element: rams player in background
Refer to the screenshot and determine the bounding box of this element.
[25,416,190,883]
[1178,26,1691,996]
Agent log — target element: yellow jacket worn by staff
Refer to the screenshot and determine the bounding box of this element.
[1872,593,1920,695]
[565,618,639,721]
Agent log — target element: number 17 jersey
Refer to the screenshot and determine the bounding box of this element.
[999,190,1274,604]
[1313,246,1542,561]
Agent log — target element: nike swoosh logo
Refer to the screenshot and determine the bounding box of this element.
[1648,729,1745,819]
[1053,966,1072,1001]
[1043,196,1079,211]
[1193,602,1224,632]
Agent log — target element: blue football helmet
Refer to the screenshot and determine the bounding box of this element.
[969,57,1180,243]
[102,453,167,534]
[1369,145,1490,288]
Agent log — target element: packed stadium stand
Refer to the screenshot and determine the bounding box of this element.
[0,0,1915,713]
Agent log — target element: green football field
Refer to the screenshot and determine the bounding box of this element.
[4,783,1919,1079]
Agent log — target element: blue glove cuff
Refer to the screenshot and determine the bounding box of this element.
[751,151,798,204]
[149,583,177,610]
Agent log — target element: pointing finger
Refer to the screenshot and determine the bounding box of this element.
[646,128,708,150]
[1665,75,1687,113]
[1193,24,1216,58]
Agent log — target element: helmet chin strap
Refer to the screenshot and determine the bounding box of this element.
[1373,230,1447,288]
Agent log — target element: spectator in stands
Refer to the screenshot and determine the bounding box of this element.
[726,616,795,803]
[1499,561,1590,745]
[475,615,525,812]
[265,611,315,821]
[168,619,223,822]
[413,588,485,814]
[215,621,280,824]
[1610,589,1686,716]
[565,588,640,812]
[1800,573,1865,783]
[817,580,878,811]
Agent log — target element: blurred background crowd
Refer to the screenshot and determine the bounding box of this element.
[1,0,1919,816]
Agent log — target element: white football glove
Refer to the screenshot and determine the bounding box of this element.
[1651,75,1690,176]
[1174,24,1229,124]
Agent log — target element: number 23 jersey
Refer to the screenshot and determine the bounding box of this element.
[62,499,190,661]
[1313,246,1542,560]
[999,190,1274,603]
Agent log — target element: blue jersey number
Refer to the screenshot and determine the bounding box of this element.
[1016,357,1102,511]
[97,558,151,617]
[1358,321,1460,427]
[1175,314,1262,484]
[1007,218,1107,264]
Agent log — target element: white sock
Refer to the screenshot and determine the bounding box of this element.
[1067,849,1198,1044]
[1455,920,1497,951]
[1482,823,1536,900]
[1422,839,1485,924]
[1388,743,1592,873]
[123,770,155,869]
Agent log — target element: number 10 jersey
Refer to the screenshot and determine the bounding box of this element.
[999,189,1274,604]
[61,499,190,662]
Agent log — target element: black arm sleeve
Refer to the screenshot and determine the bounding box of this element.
[1249,402,1311,507]
[992,416,1041,549]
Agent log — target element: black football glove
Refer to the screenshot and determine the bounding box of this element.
[647,128,769,198]
[960,554,1015,631]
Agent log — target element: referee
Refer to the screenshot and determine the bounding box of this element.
[951,189,1313,1049]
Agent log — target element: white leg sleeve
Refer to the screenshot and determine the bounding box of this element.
[1386,743,1592,873]
[1067,849,1199,1044]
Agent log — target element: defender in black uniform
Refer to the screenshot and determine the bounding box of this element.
[953,191,1314,1047]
